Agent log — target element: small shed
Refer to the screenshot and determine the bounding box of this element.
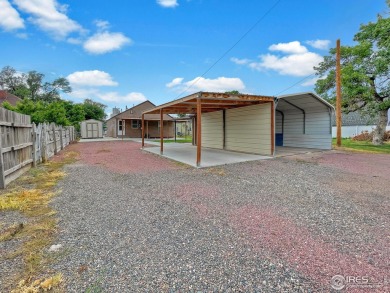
[80,119,103,139]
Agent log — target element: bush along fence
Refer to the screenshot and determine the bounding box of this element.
[0,108,76,189]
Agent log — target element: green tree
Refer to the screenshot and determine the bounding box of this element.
[315,2,390,145]
[83,99,106,120]
[225,90,241,95]
[0,66,25,95]
[0,66,72,102]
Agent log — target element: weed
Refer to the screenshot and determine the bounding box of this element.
[0,149,78,291]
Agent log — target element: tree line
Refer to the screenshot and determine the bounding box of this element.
[0,66,106,130]
[315,0,389,145]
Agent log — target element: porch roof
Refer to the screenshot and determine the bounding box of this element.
[142,92,275,114]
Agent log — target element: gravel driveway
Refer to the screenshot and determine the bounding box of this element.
[49,141,389,292]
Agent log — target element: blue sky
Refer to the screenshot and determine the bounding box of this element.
[0,0,387,115]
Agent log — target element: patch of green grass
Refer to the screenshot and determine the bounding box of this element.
[153,138,192,143]
[332,138,390,154]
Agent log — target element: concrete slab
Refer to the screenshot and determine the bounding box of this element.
[143,144,272,168]
[275,146,326,157]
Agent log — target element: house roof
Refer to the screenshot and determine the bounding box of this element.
[142,91,275,115]
[0,90,22,106]
[331,112,375,126]
[106,100,174,121]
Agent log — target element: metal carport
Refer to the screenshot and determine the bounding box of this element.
[275,92,334,150]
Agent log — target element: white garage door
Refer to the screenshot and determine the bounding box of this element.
[225,103,271,155]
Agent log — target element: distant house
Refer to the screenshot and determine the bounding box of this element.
[0,90,21,106]
[331,111,390,137]
[106,100,175,138]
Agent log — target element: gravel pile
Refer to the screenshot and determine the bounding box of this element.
[44,142,389,292]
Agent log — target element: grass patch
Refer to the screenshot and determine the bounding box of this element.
[153,139,192,143]
[0,150,78,292]
[332,138,390,154]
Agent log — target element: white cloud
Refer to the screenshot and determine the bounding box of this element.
[83,32,132,54]
[157,0,178,8]
[67,70,118,87]
[269,41,308,54]
[230,57,251,65]
[14,0,83,39]
[94,19,110,30]
[167,76,246,93]
[301,77,319,87]
[0,0,25,31]
[249,52,323,76]
[96,92,147,103]
[166,77,184,88]
[232,41,324,77]
[306,39,331,50]
[16,32,29,39]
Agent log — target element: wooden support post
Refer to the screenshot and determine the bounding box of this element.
[146,120,149,139]
[160,109,164,154]
[271,101,275,156]
[192,117,195,145]
[336,39,342,147]
[174,120,177,142]
[196,98,202,167]
[141,114,145,148]
[122,119,124,140]
[52,124,57,155]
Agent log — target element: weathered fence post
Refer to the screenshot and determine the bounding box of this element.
[52,124,57,155]
[0,129,5,189]
[59,126,64,150]
[41,123,47,162]
[32,123,37,167]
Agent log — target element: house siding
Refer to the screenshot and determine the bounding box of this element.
[282,109,332,149]
[201,111,223,149]
[105,100,174,138]
[225,103,271,155]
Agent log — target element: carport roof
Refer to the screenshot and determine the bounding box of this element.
[276,92,334,112]
[143,91,275,114]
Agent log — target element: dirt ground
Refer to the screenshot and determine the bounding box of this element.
[3,140,389,292]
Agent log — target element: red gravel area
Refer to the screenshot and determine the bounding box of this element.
[318,152,390,179]
[230,206,388,291]
[65,141,178,173]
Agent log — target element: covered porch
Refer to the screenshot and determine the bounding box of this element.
[142,92,275,167]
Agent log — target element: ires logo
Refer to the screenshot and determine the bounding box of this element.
[331,275,387,290]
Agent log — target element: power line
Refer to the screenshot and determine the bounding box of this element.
[173,0,283,99]
[275,73,316,96]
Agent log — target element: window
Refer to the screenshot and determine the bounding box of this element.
[118,120,123,131]
[132,120,139,129]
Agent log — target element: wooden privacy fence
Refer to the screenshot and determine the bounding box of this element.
[0,108,75,189]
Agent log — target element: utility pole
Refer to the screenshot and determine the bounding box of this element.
[336,39,342,147]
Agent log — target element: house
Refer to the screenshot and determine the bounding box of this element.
[0,90,22,106]
[106,100,175,138]
[331,110,390,137]
[141,92,334,167]
[80,119,104,139]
